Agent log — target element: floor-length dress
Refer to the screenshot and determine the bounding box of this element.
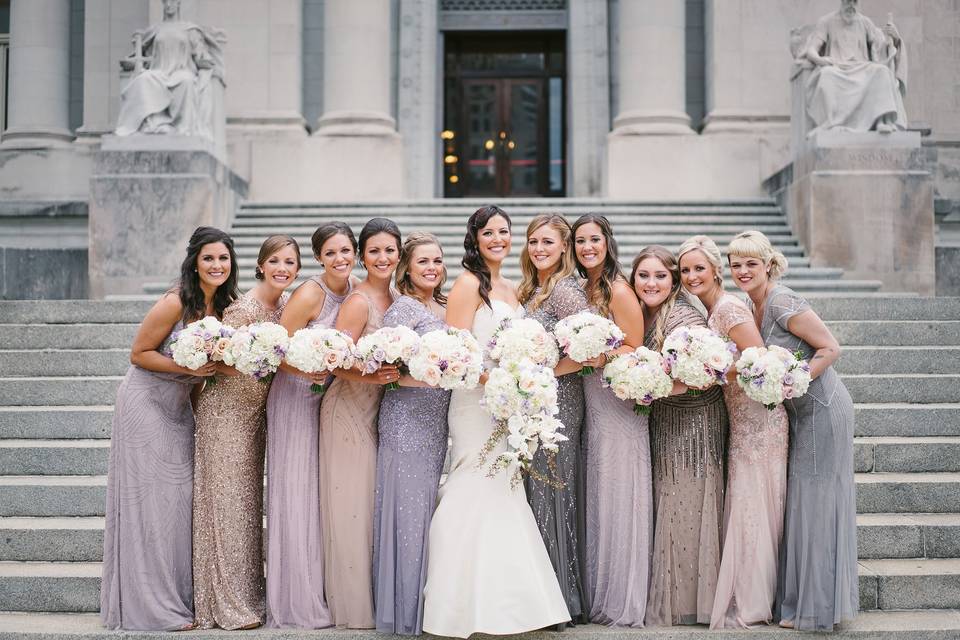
[422,300,570,638]
[192,293,284,629]
[644,297,728,627]
[101,322,197,631]
[757,285,858,631]
[373,295,451,635]
[523,275,590,624]
[265,276,348,628]
[708,294,788,629]
[319,288,393,629]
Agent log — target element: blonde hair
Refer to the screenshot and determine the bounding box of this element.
[518,214,577,311]
[630,245,685,351]
[677,235,724,290]
[727,230,789,280]
[395,231,447,305]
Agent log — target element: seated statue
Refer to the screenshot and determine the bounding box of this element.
[115,0,225,140]
[795,0,907,135]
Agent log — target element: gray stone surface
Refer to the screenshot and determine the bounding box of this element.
[856,474,960,514]
[0,572,100,614]
[0,443,109,476]
[0,324,138,350]
[0,480,106,517]
[811,297,960,322]
[836,347,960,375]
[0,377,122,407]
[0,350,129,378]
[0,521,103,562]
[854,405,960,437]
[0,300,151,324]
[841,375,960,404]
[858,517,924,560]
[0,407,113,440]
[827,321,960,347]
[936,246,960,297]
[0,248,88,300]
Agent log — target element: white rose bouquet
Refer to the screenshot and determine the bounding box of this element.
[481,358,559,421]
[169,316,235,374]
[407,327,483,390]
[736,344,812,409]
[553,310,625,375]
[355,325,421,390]
[284,327,356,394]
[487,317,560,368]
[221,321,290,382]
[601,346,673,415]
[662,325,736,392]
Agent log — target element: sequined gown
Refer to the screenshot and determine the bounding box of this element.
[101,321,198,631]
[422,300,570,638]
[756,285,858,631]
[644,297,728,627]
[373,295,451,635]
[523,275,590,624]
[708,294,788,629]
[265,276,348,628]
[319,288,393,629]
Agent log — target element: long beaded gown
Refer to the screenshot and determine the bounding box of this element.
[319,288,393,629]
[373,295,451,635]
[522,275,590,624]
[192,292,285,629]
[265,276,348,628]
[101,320,198,631]
[756,285,858,631]
[644,297,728,627]
[708,294,788,629]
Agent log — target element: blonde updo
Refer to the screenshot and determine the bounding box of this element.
[726,230,789,280]
[677,235,724,288]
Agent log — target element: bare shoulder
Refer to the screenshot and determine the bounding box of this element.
[150,291,184,323]
[610,278,641,306]
[288,277,326,307]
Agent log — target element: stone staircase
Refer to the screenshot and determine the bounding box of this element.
[1,296,959,637]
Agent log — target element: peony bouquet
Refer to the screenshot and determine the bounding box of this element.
[735,344,811,409]
[553,311,625,375]
[602,346,674,415]
[285,327,356,394]
[662,325,736,392]
[487,317,560,368]
[355,325,421,390]
[222,321,290,382]
[169,316,235,372]
[407,327,483,390]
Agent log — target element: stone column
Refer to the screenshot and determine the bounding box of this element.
[568,0,610,195]
[2,0,74,147]
[611,0,693,135]
[397,0,439,198]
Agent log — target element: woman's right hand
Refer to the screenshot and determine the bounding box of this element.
[310,371,330,386]
[368,363,400,385]
[194,361,217,377]
[670,380,688,396]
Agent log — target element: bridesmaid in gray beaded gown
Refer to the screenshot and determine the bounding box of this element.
[101,227,237,631]
[373,233,452,635]
[518,214,592,625]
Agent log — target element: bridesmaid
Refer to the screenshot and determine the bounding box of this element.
[631,245,728,627]
[101,226,236,631]
[518,213,593,626]
[571,214,650,627]
[192,235,301,629]
[265,222,356,628]
[373,232,451,635]
[728,230,858,631]
[676,235,788,629]
[320,217,401,629]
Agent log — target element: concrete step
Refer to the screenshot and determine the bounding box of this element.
[0,350,130,378]
[855,437,960,473]
[233,215,794,228]
[0,561,100,613]
[0,378,122,407]
[854,404,960,437]
[856,473,960,514]
[0,407,113,440]
[841,375,960,404]
[0,477,106,517]
[828,321,960,346]
[837,347,960,375]
[858,514,960,559]
[812,297,960,321]
[0,325,138,350]
[0,301,152,325]
[0,441,110,476]
[0,517,103,562]
[859,558,960,610]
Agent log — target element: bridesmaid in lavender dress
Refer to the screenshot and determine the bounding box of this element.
[373,232,451,635]
[101,227,237,630]
[264,222,357,628]
[571,215,651,627]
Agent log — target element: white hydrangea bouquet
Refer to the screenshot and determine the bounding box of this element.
[169,316,235,372]
[487,317,560,368]
[661,325,737,393]
[553,310,625,375]
[222,321,290,382]
[284,327,356,394]
[355,325,421,390]
[602,346,673,415]
[407,327,483,390]
[481,358,559,421]
[736,344,811,409]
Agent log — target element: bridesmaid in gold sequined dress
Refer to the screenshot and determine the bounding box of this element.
[192,236,302,630]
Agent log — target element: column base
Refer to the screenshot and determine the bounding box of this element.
[315,110,398,136]
[701,110,790,134]
[611,109,694,136]
[1,126,75,149]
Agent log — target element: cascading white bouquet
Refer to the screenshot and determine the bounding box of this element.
[487,317,560,368]
[481,358,560,421]
[553,310,625,375]
[407,327,483,390]
[169,316,235,372]
[735,344,811,409]
[662,325,737,392]
[491,413,568,476]
[221,321,290,382]
[355,325,421,390]
[601,346,674,415]
[284,327,356,394]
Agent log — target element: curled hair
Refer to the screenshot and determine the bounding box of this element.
[630,245,686,351]
[358,217,402,269]
[255,234,301,280]
[677,234,724,290]
[176,226,238,323]
[519,214,577,311]
[395,231,447,306]
[727,230,789,280]
[311,221,357,260]
[571,213,624,318]
[462,205,511,308]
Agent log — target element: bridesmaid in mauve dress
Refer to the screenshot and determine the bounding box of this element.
[373,232,451,635]
[320,217,402,629]
[570,214,651,628]
[632,245,728,627]
[518,214,592,625]
[264,222,357,629]
[676,235,788,629]
[101,226,237,631]
[192,235,301,630]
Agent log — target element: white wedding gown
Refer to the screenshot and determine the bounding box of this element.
[422,300,570,638]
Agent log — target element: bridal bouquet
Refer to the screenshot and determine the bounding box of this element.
[487,317,560,368]
[481,358,559,421]
[602,346,673,415]
[355,325,421,390]
[285,327,356,394]
[169,316,235,371]
[219,322,289,382]
[662,325,736,391]
[553,311,625,375]
[736,345,811,409]
[407,327,483,390]
[491,413,568,478]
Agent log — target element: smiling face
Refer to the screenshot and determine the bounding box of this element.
[633,256,674,309]
[196,241,231,290]
[679,248,721,298]
[728,253,770,296]
[259,244,300,293]
[318,232,356,282]
[408,243,445,298]
[574,222,606,272]
[361,231,400,282]
[477,214,512,264]
[527,223,565,276]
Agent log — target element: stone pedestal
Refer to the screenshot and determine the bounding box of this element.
[88,136,247,298]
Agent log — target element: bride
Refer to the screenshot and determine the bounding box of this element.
[422,205,570,638]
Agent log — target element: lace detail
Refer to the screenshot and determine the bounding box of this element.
[709,295,752,337]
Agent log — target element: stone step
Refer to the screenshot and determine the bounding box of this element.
[837,347,960,375]
[811,297,960,321]
[233,214,793,228]
[0,350,130,378]
[0,407,113,440]
[841,374,960,404]
[239,200,782,213]
[856,473,960,514]
[858,513,960,560]
[0,476,106,517]
[0,325,138,350]
[0,301,153,325]
[829,321,960,346]
[0,378,123,407]
[0,441,110,476]
[854,404,960,437]
[0,562,100,613]
[855,437,960,473]
[0,517,104,562]
[859,558,960,611]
